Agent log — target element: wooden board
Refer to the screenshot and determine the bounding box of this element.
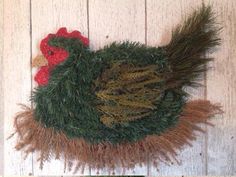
[88,0,146,174]
[3,0,33,175]
[205,0,236,175]
[0,0,3,174]
[147,0,206,175]
[2,0,236,175]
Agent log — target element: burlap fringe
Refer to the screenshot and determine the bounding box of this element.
[13,100,222,173]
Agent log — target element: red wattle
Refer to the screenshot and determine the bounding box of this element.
[34,66,50,86]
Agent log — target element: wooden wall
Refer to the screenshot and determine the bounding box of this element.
[1,0,236,176]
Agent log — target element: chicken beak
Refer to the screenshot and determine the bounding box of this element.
[32,55,48,67]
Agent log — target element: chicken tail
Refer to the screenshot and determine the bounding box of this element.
[164,4,221,89]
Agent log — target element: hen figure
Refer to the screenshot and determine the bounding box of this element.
[15,5,222,172]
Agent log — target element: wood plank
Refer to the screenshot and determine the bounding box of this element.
[3,0,33,175]
[31,0,90,175]
[89,0,145,50]
[89,0,147,175]
[204,0,236,175]
[147,0,206,175]
[3,0,235,175]
[0,0,3,174]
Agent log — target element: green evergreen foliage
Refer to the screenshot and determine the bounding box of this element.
[32,5,220,144]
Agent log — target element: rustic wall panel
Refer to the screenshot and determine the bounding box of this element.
[1,0,236,175]
[3,0,33,175]
[205,0,236,175]
[0,0,3,174]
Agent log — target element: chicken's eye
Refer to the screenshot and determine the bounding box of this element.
[48,50,54,55]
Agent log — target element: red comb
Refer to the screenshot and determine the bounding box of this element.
[55,27,89,46]
[36,27,89,86]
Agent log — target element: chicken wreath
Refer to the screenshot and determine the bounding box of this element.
[13,5,222,173]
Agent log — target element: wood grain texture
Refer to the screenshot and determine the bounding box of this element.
[2,0,236,176]
[89,0,146,175]
[3,0,33,175]
[89,0,146,50]
[0,0,3,175]
[147,1,206,175]
[205,0,236,175]
[31,0,89,175]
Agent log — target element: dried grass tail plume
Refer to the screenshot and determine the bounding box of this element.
[165,5,221,88]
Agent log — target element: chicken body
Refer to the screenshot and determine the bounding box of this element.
[32,6,220,144]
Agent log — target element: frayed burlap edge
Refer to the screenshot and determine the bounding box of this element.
[13,100,222,173]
